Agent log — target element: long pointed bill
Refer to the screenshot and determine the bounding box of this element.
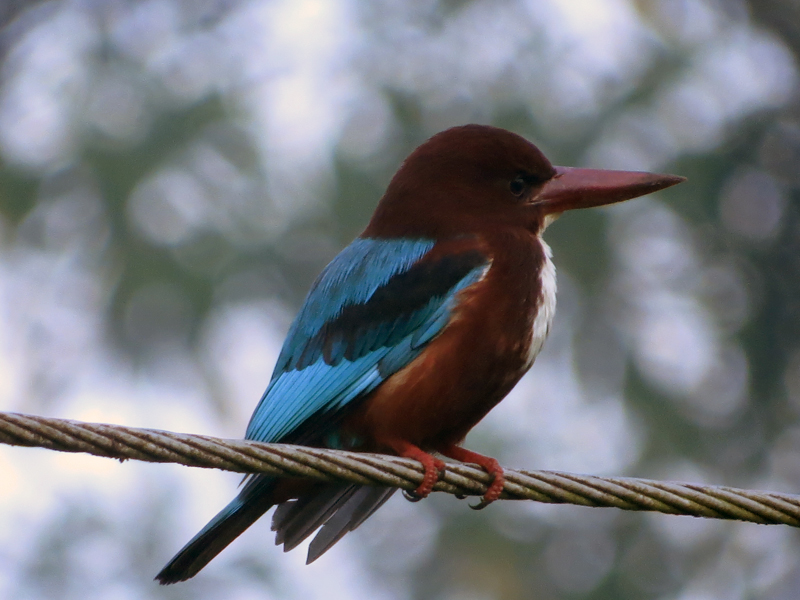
[536,166,686,214]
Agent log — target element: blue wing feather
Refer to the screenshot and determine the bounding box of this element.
[245,237,488,446]
[156,237,490,582]
[274,238,435,372]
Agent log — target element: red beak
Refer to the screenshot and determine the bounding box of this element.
[536,166,686,214]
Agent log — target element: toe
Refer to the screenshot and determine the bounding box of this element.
[470,471,504,509]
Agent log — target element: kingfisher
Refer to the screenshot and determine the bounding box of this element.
[156,124,684,583]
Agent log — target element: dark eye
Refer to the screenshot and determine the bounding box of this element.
[509,176,527,197]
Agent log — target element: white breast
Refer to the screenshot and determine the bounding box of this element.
[526,237,557,368]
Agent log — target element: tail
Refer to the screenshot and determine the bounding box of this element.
[272,484,396,563]
[156,476,277,585]
[157,478,397,583]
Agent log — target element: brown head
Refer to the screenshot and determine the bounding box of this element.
[363,124,684,238]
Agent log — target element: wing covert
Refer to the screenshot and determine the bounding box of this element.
[245,237,489,445]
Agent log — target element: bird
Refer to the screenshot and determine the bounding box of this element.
[156,124,684,583]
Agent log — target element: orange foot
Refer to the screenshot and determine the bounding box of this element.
[441,445,504,510]
[384,439,446,501]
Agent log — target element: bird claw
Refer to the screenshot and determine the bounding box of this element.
[468,468,505,510]
[468,478,503,509]
[403,489,425,502]
[439,445,504,510]
[469,497,493,510]
[404,460,446,502]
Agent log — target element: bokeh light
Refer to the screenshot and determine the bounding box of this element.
[1,0,800,599]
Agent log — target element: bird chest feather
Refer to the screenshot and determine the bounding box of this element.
[526,237,557,369]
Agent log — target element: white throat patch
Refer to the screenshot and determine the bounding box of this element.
[527,237,557,368]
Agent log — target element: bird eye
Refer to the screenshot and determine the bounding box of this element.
[509,176,527,197]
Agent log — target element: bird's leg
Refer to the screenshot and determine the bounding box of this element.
[382,438,446,501]
[440,445,504,510]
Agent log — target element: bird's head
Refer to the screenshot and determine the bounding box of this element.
[363,124,684,238]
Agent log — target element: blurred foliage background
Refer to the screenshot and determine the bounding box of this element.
[0,0,799,599]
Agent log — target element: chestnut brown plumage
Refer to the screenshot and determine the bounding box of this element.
[156,124,684,584]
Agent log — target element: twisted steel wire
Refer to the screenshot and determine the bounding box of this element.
[1,410,799,526]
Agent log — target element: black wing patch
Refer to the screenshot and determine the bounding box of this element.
[293,248,488,369]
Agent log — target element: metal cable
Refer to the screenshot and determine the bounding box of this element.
[1,411,799,526]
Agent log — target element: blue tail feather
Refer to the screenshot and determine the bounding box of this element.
[156,476,277,584]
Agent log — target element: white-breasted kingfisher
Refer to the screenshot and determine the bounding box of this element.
[157,124,685,583]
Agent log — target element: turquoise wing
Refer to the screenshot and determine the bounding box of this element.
[245,237,489,445]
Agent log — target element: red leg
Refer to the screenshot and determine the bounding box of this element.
[440,445,504,509]
[382,439,445,499]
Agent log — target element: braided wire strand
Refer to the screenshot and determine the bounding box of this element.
[1,411,799,526]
